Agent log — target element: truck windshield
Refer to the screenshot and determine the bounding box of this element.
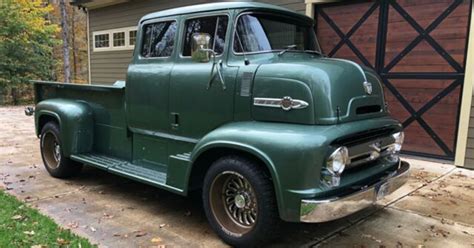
[234,13,321,54]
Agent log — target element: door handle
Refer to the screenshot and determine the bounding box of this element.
[171,112,179,129]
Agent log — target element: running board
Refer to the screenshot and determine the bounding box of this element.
[70,153,183,194]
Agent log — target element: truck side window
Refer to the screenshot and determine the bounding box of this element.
[183,15,228,56]
[141,21,177,58]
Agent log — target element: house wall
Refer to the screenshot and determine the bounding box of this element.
[88,0,306,84]
[466,96,474,168]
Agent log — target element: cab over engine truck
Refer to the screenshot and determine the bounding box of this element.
[28,2,410,247]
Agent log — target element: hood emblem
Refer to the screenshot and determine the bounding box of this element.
[363,81,373,95]
[253,96,309,111]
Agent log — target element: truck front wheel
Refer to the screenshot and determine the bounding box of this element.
[203,156,280,247]
[40,122,82,178]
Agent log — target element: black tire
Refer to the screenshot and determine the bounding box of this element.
[40,122,82,178]
[203,156,281,247]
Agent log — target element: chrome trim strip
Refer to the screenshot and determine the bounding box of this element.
[253,97,309,111]
[129,127,199,144]
[300,161,410,223]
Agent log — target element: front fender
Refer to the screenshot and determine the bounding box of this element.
[190,118,402,221]
[35,99,94,156]
[190,121,330,221]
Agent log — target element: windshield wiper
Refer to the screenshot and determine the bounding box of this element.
[278,44,297,56]
[304,50,326,57]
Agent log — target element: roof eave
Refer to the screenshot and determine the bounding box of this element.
[70,0,129,10]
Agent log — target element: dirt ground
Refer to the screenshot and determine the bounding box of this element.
[1,106,474,247]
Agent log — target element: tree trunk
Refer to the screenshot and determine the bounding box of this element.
[11,87,18,105]
[72,7,78,81]
[59,0,71,83]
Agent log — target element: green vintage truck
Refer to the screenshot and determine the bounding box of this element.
[27,2,410,246]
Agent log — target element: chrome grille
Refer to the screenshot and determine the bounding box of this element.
[346,135,396,170]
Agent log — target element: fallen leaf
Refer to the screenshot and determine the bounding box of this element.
[102,213,114,219]
[90,226,96,232]
[31,245,46,248]
[134,231,147,237]
[361,234,382,244]
[23,230,35,236]
[11,215,23,220]
[56,238,70,245]
[151,237,162,243]
[66,222,79,229]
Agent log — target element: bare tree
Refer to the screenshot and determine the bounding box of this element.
[59,0,71,82]
[72,7,78,80]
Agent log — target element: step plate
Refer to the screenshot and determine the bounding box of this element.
[110,161,167,184]
[71,153,167,185]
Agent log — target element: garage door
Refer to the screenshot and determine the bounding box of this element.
[316,0,472,160]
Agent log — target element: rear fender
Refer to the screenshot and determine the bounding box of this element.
[35,99,94,156]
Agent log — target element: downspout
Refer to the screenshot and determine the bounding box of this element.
[86,8,92,84]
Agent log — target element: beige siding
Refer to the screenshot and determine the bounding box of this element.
[89,0,305,84]
[466,96,474,168]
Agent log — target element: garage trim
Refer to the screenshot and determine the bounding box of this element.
[305,0,342,17]
[455,4,474,167]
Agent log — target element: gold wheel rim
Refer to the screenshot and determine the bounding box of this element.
[41,131,61,169]
[209,171,257,237]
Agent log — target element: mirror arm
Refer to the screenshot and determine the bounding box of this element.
[201,49,226,90]
[207,60,216,90]
[216,60,226,90]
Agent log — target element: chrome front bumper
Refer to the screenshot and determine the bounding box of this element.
[300,160,410,222]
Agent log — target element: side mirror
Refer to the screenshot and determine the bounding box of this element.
[191,33,212,62]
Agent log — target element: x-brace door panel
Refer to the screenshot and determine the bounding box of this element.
[316,0,472,160]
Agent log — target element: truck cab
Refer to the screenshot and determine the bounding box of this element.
[30,2,409,247]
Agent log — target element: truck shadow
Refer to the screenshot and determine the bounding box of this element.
[67,166,376,247]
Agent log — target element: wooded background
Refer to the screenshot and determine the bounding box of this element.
[0,0,88,105]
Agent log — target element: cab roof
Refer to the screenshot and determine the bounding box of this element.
[140,2,313,23]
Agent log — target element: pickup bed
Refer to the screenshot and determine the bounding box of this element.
[28,2,410,247]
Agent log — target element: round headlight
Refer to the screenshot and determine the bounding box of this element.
[392,131,405,152]
[327,146,349,175]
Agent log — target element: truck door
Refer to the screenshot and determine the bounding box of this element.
[126,19,178,165]
[169,14,236,140]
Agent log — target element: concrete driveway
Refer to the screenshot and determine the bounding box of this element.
[1,106,473,247]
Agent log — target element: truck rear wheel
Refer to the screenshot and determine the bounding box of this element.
[203,156,280,247]
[40,122,82,178]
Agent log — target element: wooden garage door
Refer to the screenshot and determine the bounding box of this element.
[316,0,472,160]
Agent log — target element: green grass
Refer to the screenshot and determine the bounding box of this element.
[0,190,95,247]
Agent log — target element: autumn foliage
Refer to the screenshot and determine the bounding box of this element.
[0,0,60,104]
